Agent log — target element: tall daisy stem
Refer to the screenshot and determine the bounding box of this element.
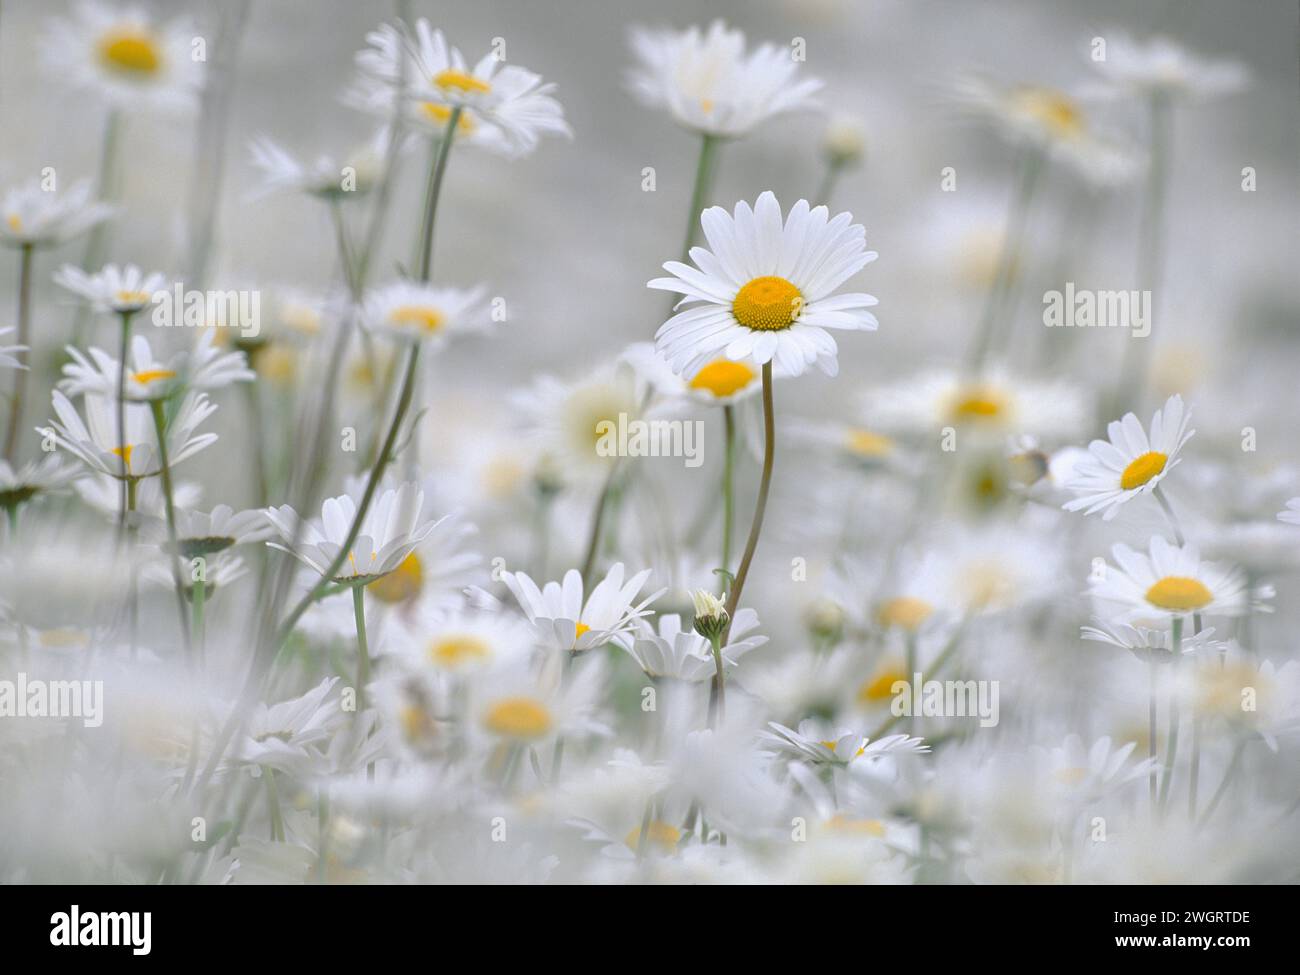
[718,404,736,591]
[417,107,463,284]
[114,310,136,534]
[723,362,774,633]
[352,584,370,708]
[192,578,207,663]
[2,243,34,463]
[1158,616,1183,814]
[708,631,726,726]
[679,133,719,262]
[149,399,193,658]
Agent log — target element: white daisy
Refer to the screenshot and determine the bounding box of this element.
[472,653,610,747]
[361,280,489,346]
[350,19,570,156]
[1277,498,1300,527]
[142,548,247,596]
[61,330,253,402]
[500,562,661,654]
[626,608,767,682]
[40,0,205,112]
[1088,537,1264,622]
[649,191,878,378]
[627,20,822,138]
[622,340,768,406]
[247,127,407,201]
[265,481,446,585]
[390,606,536,675]
[1038,734,1157,804]
[1080,618,1220,664]
[1088,33,1249,101]
[53,262,166,315]
[1063,394,1194,520]
[0,454,81,511]
[42,389,218,480]
[145,503,274,559]
[0,178,115,249]
[761,720,929,767]
[221,678,347,777]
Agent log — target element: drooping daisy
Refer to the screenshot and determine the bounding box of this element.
[0,178,116,249]
[361,280,489,347]
[142,548,248,597]
[1062,394,1193,520]
[61,331,254,402]
[73,471,200,518]
[40,0,205,112]
[1088,33,1249,101]
[627,20,822,138]
[1089,537,1265,622]
[265,481,447,586]
[649,191,878,378]
[42,389,218,480]
[53,262,166,315]
[500,562,661,654]
[626,608,767,682]
[350,20,570,156]
[760,720,929,767]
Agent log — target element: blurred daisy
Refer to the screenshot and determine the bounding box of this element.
[0,454,80,511]
[391,607,535,675]
[247,127,407,200]
[1038,734,1157,804]
[1193,650,1300,752]
[74,471,200,518]
[1088,34,1249,101]
[148,503,274,559]
[143,548,247,596]
[42,389,218,480]
[1063,394,1193,520]
[40,0,205,112]
[266,481,447,585]
[53,262,166,315]
[650,191,878,378]
[500,562,660,654]
[626,608,767,681]
[361,280,489,347]
[628,20,822,137]
[474,653,610,746]
[1277,498,1300,527]
[351,19,570,156]
[223,678,347,777]
[761,720,929,767]
[0,178,115,249]
[1089,537,1264,622]
[0,327,26,370]
[61,331,253,401]
[1081,618,1219,664]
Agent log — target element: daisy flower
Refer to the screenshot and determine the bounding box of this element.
[473,653,610,748]
[626,608,767,682]
[1038,735,1157,804]
[53,262,166,315]
[390,606,536,675]
[1062,394,1193,520]
[247,127,407,201]
[142,548,247,597]
[40,0,205,112]
[146,504,274,560]
[500,562,661,654]
[1088,33,1249,101]
[361,280,489,346]
[0,454,81,512]
[1088,537,1264,622]
[622,341,769,406]
[61,331,253,401]
[221,678,347,777]
[649,191,878,378]
[1081,617,1220,664]
[627,20,822,138]
[1277,498,1300,527]
[265,481,447,586]
[42,389,218,480]
[0,178,115,249]
[761,720,929,767]
[350,19,570,156]
[0,327,26,370]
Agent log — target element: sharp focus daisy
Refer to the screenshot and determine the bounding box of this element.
[500,562,660,654]
[626,608,767,682]
[361,280,489,346]
[622,341,770,406]
[1062,394,1194,520]
[61,331,254,402]
[627,20,822,138]
[649,191,878,378]
[265,481,447,585]
[40,0,206,111]
[350,19,570,156]
[1088,536,1264,622]
[42,389,218,480]
[53,262,166,315]
[0,178,116,249]
[760,720,929,767]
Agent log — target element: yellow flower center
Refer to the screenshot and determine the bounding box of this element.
[689,359,756,398]
[846,428,893,458]
[434,69,491,95]
[388,304,444,334]
[99,30,162,76]
[732,276,803,331]
[1120,451,1168,490]
[574,621,591,640]
[1145,576,1213,612]
[875,596,933,632]
[1054,767,1089,785]
[131,369,175,385]
[399,703,436,743]
[858,664,908,702]
[1013,87,1084,140]
[950,388,1007,422]
[624,820,681,853]
[421,102,477,132]
[484,697,552,739]
[110,443,134,468]
[6,214,21,233]
[115,290,152,306]
[826,815,886,837]
[367,551,423,603]
[428,633,491,669]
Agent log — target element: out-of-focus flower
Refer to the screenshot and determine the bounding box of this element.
[0,178,115,249]
[1081,617,1220,664]
[40,0,206,111]
[224,678,347,776]
[53,263,166,315]
[628,20,822,137]
[762,719,929,766]
[1278,498,1300,527]
[821,112,866,167]
[247,127,406,200]
[361,280,489,347]
[1063,394,1193,520]
[650,191,878,378]
[1088,33,1249,100]
[0,328,27,371]
[500,562,660,654]
[0,454,81,511]
[628,608,765,681]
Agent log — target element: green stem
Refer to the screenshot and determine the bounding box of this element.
[814,158,843,206]
[1158,616,1182,814]
[352,583,370,708]
[264,766,284,842]
[192,578,206,663]
[3,243,34,463]
[114,310,136,533]
[417,107,462,284]
[679,133,719,263]
[708,631,726,727]
[723,362,774,634]
[150,399,193,657]
[719,404,736,591]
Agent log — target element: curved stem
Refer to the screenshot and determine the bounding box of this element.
[723,362,774,631]
[417,107,462,284]
[149,398,193,658]
[1152,484,1185,546]
[579,462,618,582]
[3,243,34,463]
